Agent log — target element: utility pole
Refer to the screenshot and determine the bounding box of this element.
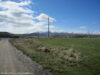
[38,32,39,38]
[48,17,50,38]
[87,30,90,38]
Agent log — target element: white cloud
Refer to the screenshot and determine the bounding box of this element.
[0,0,57,34]
[80,26,86,29]
[0,0,31,8]
[36,13,55,22]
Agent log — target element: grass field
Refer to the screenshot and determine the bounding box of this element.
[11,38,100,75]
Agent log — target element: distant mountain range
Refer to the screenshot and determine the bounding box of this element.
[0,32,100,38]
[24,32,100,38]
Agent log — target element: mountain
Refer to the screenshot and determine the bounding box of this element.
[25,32,100,38]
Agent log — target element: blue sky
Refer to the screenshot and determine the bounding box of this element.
[32,0,100,34]
[0,0,100,34]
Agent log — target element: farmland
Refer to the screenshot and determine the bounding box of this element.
[11,38,100,75]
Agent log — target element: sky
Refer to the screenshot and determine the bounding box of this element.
[0,0,100,34]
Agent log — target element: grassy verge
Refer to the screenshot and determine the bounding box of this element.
[10,38,100,75]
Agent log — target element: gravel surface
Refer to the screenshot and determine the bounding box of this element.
[0,39,52,75]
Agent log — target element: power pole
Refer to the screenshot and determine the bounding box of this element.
[87,30,90,38]
[38,32,39,38]
[48,17,50,38]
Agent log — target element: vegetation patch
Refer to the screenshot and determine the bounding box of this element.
[10,38,100,75]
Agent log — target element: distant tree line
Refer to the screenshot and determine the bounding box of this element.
[0,32,19,38]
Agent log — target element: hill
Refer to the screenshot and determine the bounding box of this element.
[0,32,19,38]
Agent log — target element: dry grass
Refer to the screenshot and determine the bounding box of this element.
[11,38,82,67]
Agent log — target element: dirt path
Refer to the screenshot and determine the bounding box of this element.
[0,39,50,75]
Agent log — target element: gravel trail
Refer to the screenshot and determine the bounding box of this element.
[0,39,51,75]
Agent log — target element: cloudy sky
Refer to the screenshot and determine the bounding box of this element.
[0,0,100,34]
